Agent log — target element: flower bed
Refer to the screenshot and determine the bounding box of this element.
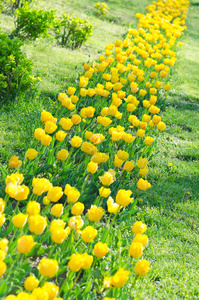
[0,0,189,298]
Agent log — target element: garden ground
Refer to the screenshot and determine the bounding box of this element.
[0,0,199,298]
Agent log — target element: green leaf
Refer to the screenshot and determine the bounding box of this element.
[0,164,7,181]
[57,266,67,276]
[63,282,70,294]
[4,219,14,236]
[0,281,12,296]
[37,246,46,256]
[35,163,53,175]
[94,268,100,279]
[83,280,92,294]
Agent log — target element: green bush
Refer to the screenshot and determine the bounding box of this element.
[54,14,93,49]
[0,1,4,12]
[13,4,55,40]
[0,32,40,101]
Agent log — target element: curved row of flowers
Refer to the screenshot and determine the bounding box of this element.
[0,0,189,298]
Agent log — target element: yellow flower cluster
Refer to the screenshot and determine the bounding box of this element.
[103,221,150,291]
[0,0,189,298]
[94,2,110,18]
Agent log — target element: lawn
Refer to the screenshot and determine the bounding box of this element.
[0,0,199,299]
[132,0,199,297]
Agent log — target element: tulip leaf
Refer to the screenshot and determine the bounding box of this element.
[4,219,14,236]
[0,164,7,181]
[83,280,92,294]
[0,281,12,296]
[57,266,67,276]
[37,245,46,256]
[35,163,54,175]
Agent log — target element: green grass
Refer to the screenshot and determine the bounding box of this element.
[129,0,199,297]
[131,200,199,299]
[0,0,199,298]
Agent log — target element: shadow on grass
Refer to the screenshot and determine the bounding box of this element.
[168,93,199,108]
[142,173,199,210]
[39,90,58,101]
[191,2,199,6]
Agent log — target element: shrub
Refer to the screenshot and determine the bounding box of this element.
[0,32,40,101]
[0,1,4,12]
[10,0,33,10]
[2,0,33,12]
[13,4,55,40]
[94,2,109,18]
[54,14,93,49]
